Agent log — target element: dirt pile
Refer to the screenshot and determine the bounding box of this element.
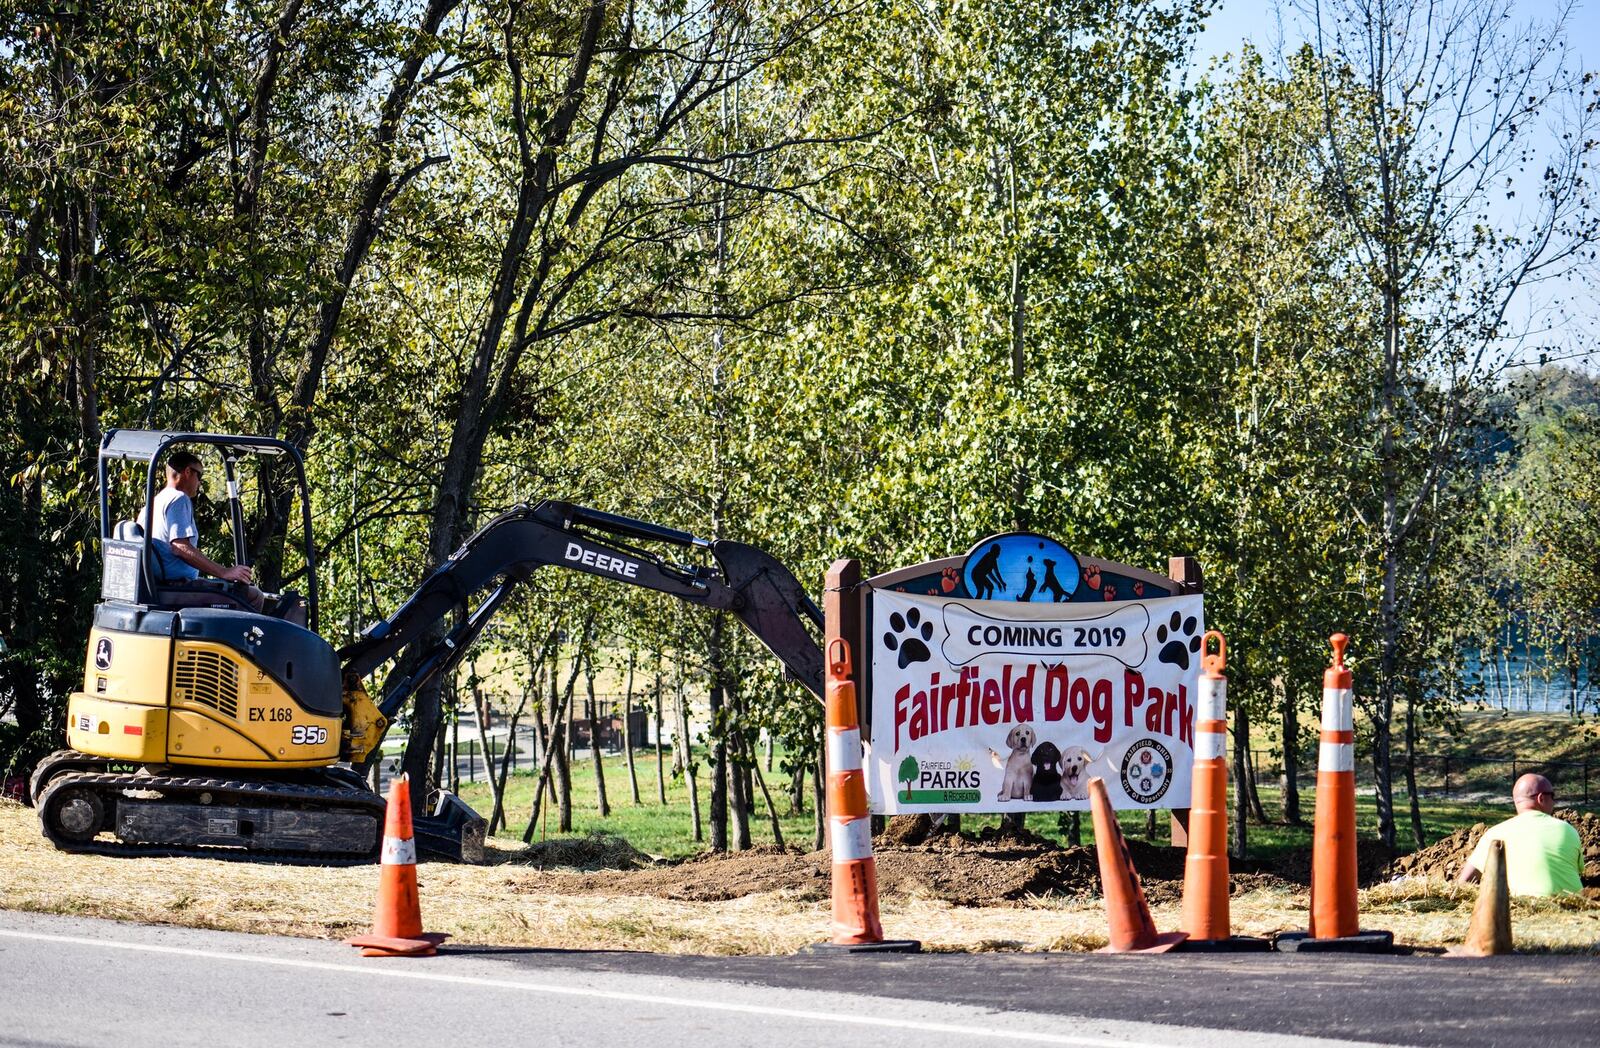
[1387,824,1486,881]
[506,822,1207,907]
[501,832,657,871]
[1384,810,1600,885]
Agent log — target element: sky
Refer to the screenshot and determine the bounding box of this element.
[1188,0,1600,370]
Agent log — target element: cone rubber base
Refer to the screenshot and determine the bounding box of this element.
[1272,930,1393,954]
[802,939,923,954]
[1096,930,1187,954]
[1172,935,1272,953]
[346,932,449,957]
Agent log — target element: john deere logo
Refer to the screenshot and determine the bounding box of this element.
[894,755,981,804]
[94,638,113,671]
[1119,738,1172,804]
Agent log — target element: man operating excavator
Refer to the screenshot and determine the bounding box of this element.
[140,449,265,611]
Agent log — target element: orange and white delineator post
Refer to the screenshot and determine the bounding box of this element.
[346,774,449,958]
[1274,634,1391,953]
[824,635,884,945]
[1180,631,1231,942]
[1176,631,1268,951]
[1312,633,1359,940]
[815,636,918,952]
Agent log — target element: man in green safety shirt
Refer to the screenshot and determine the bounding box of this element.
[1457,773,1583,896]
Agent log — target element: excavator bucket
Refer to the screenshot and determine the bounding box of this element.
[413,791,487,864]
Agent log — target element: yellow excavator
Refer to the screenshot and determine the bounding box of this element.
[31,429,823,862]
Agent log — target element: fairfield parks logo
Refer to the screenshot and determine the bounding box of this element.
[894,755,982,804]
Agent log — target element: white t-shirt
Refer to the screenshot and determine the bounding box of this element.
[140,486,200,581]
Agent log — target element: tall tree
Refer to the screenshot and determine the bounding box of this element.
[1303,0,1600,846]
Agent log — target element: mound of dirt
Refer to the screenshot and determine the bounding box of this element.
[505,824,1208,907]
[1383,809,1600,885]
[503,832,657,871]
[1557,809,1600,881]
[1387,823,1487,881]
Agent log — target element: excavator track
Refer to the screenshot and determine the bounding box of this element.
[28,748,131,805]
[36,769,384,865]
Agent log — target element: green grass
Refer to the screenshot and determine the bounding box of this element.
[451,742,1525,862]
[457,746,819,858]
[1247,709,1600,795]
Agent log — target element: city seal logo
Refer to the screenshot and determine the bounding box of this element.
[94,637,113,671]
[1119,738,1173,804]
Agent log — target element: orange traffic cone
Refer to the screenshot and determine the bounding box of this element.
[1448,838,1513,957]
[1274,635,1392,954]
[1089,776,1186,953]
[346,774,449,958]
[1177,632,1267,952]
[807,560,918,954]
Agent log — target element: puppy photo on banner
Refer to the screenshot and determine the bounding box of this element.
[867,589,1204,813]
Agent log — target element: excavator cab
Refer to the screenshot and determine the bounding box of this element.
[97,430,316,623]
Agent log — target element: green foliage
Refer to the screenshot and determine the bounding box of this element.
[2,0,1595,858]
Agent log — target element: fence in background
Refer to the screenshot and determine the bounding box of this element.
[1249,748,1596,807]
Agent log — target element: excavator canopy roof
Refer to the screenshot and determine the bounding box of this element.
[100,429,299,462]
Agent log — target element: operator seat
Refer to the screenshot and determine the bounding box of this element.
[116,519,259,614]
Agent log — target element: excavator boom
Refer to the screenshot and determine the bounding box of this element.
[340,500,824,724]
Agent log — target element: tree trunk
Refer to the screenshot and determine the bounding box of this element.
[676,681,702,842]
[397,0,608,823]
[747,733,784,848]
[487,688,529,836]
[584,646,608,817]
[1373,257,1403,852]
[670,676,687,777]
[1244,744,1268,824]
[813,748,826,851]
[1404,695,1424,848]
[708,615,729,851]
[477,685,508,831]
[729,681,752,850]
[555,660,573,832]
[450,708,460,794]
[1279,675,1303,825]
[1231,701,1249,859]
[523,648,586,841]
[654,671,666,804]
[623,650,640,804]
[787,762,805,816]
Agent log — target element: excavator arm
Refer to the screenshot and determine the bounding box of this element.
[338,500,824,726]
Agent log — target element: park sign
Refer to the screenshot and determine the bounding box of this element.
[864,533,1205,814]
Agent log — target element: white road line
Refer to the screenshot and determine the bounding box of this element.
[0,927,1162,1047]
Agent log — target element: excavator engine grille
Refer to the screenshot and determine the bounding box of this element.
[174,649,240,719]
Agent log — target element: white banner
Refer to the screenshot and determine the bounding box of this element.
[867,591,1205,813]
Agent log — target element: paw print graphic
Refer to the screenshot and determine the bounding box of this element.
[1132,581,1144,598]
[1156,610,1202,670]
[940,567,960,593]
[883,607,934,669]
[1084,565,1102,592]
[1102,585,1116,601]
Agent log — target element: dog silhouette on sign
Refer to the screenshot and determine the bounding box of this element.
[1016,558,1038,601]
[1039,558,1071,602]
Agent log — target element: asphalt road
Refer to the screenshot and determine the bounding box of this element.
[0,911,1594,1048]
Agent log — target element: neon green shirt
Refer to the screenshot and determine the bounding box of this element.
[1467,811,1583,896]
